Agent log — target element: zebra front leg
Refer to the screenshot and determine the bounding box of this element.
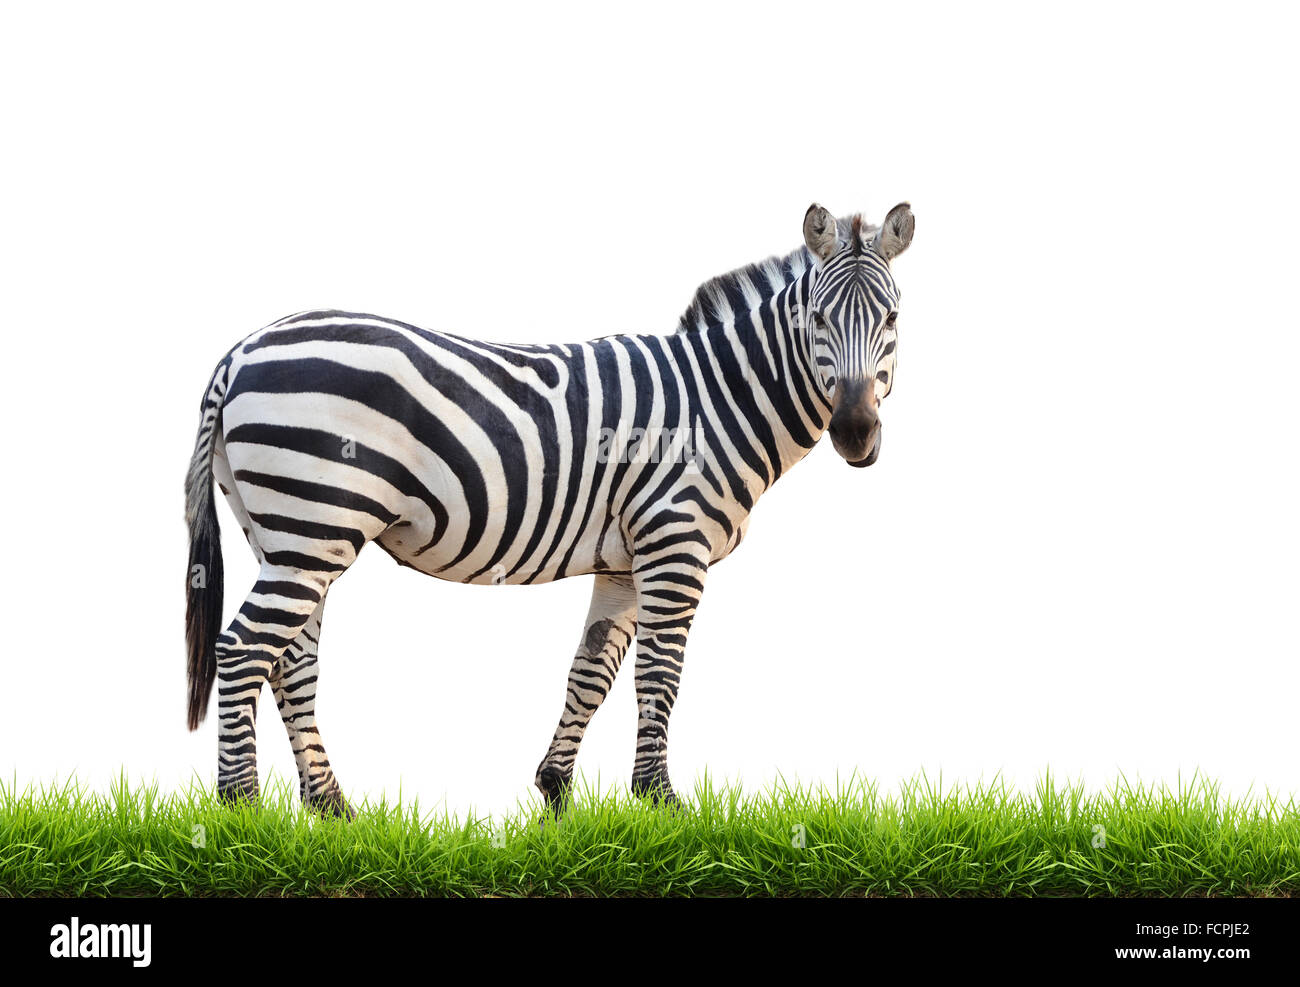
[630,535,711,807]
[271,600,354,819]
[535,574,637,814]
[216,565,333,806]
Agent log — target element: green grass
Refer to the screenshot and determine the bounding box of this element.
[2,772,1297,897]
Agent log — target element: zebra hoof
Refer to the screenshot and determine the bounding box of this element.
[216,781,260,808]
[631,775,680,808]
[308,789,356,821]
[536,765,572,816]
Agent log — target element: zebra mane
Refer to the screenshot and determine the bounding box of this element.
[676,214,876,331]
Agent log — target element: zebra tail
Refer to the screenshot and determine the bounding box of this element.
[184,363,227,731]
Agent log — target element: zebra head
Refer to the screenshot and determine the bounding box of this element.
[802,201,915,467]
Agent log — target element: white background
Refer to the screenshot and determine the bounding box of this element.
[1,2,1296,818]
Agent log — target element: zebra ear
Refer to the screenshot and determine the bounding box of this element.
[873,202,915,261]
[803,203,839,262]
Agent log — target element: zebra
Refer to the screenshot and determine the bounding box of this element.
[184,201,915,817]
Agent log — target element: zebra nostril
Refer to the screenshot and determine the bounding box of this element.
[828,418,851,446]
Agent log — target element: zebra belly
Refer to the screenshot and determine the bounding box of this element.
[374,504,627,586]
[223,379,631,586]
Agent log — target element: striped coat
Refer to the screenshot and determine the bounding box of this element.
[184,202,914,814]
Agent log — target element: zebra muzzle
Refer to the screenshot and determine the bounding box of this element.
[828,382,881,467]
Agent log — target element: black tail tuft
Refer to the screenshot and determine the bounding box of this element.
[185,375,226,731]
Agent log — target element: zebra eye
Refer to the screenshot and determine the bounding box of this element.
[886,311,898,326]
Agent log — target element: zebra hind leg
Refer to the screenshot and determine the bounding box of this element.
[271,600,354,820]
[215,565,334,807]
[535,574,637,816]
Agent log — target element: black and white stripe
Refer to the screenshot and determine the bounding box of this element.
[183,202,915,814]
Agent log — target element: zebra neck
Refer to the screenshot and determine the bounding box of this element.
[696,270,832,491]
